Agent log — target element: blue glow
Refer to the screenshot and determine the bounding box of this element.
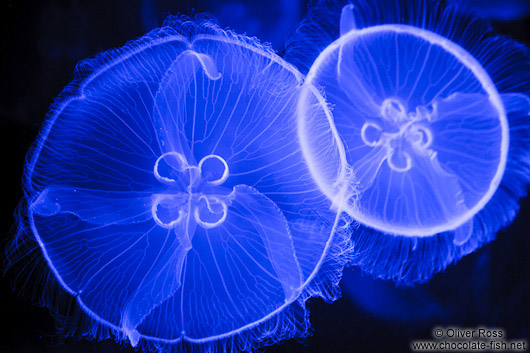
[207,0,301,49]
[291,0,530,284]
[456,0,530,22]
[140,0,302,49]
[19,17,350,352]
[342,268,442,324]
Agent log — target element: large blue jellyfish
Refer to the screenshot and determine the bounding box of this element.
[17,17,351,352]
[288,0,530,284]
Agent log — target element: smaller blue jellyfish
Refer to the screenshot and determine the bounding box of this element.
[15,17,351,353]
[289,0,530,284]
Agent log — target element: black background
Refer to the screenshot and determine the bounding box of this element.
[1,1,529,352]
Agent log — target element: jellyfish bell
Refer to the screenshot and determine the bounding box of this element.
[319,11,510,240]
[14,17,351,352]
[290,0,530,284]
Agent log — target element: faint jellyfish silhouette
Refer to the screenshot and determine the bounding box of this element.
[18,17,352,352]
[290,0,530,284]
[454,0,530,22]
[140,0,302,49]
[341,268,442,324]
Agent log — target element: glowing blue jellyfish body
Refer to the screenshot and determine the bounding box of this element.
[291,0,530,283]
[308,22,509,240]
[24,19,348,351]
